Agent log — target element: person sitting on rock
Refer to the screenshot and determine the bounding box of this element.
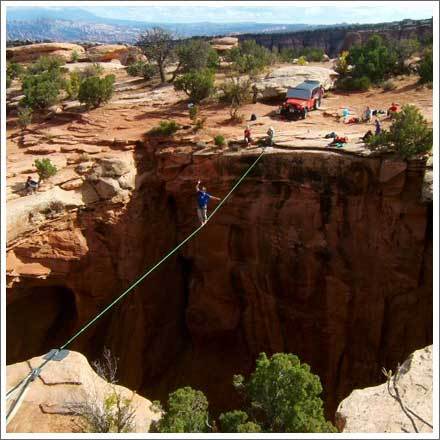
[387,102,400,117]
[25,176,39,195]
[196,180,221,226]
[361,130,373,142]
[244,126,252,146]
[266,126,275,146]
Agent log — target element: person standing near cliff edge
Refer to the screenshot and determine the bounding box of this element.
[196,180,221,226]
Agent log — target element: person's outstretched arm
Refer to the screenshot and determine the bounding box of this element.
[196,180,201,192]
[210,195,221,201]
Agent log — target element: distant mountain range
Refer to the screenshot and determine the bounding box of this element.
[6,7,337,43]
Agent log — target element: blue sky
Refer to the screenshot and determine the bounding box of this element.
[82,1,434,24]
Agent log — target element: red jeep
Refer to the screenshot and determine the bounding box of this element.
[279,80,323,120]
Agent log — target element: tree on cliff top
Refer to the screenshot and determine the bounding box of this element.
[137,28,175,83]
[229,352,336,433]
[366,104,432,159]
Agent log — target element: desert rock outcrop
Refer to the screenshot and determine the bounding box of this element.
[254,65,338,99]
[6,42,85,63]
[6,350,160,433]
[210,36,239,52]
[335,345,433,433]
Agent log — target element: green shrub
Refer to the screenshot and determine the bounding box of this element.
[219,76,252,106]
[149,120,181,136]
[65,71,81,99]
[348,35,398,83]
[7,62,24,80]
[81,63,104,79]
[337,76,371,91]
[6,74,12,88]
[21,71,63,109]
[70,50,79,62]
[78,74,115,108]
[150,387,209,433]
[297,56,307,66]
[174,69,215,103]
[126,61,157,79]
[27,56,65,75]
[226,40,273,75]
[334,50,350,76]
[417,48,433,84]
[18,107,33,128]
[188,104,199,121]
[214,135,226,147]
[35,158,57,180]
[366,104,432,159]
[233,352,336,433]
[381,79,397,91]
[219,410,261,433]
[175,40,219,74]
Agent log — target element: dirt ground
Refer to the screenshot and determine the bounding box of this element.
[6,66,433,202]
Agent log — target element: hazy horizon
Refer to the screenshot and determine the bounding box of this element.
[6,2,434,25]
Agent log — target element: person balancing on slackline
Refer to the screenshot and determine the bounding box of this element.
[196,180,221,226]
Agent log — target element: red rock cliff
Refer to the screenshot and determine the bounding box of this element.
[6,147,432,418]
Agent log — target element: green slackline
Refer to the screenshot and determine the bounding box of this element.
[6,147,267,408]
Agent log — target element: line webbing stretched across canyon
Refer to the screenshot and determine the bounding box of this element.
[6,147,267,422]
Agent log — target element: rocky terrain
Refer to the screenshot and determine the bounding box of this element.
[6,52,433,431]
[6,350,160,432]
[336,345,433,433]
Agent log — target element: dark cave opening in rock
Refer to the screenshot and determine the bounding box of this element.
[7,285,78,365]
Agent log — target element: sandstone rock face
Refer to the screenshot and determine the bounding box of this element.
[6,351,160,433]
[210,36,239,52]
[335,345,433,433]
[238,19,433,57]
[254,66,338,99]
[6,43,85,63]
[86,45,134,64]
[6,149,432,419]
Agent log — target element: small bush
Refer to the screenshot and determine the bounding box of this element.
[174,69,215,103]
[81,63,104,79]
[219,410,261,433]
[417,48,433,84]
[366,104,432,159]
[188,104,199,121]
[18,107,33,128]
[214,135,226,147]
[65,71,81,99]
[194,117,206,131]
[71,50,79,62]
[21,71,63,109]
[35,158,57,180]
[150,387,209,433]
[297,56,307,66]
[27,56,65,75]
[78,74,115,108]
[6,74,12,88]
[337,76,371,91]
[126,61,157,80]
[381,79,397,91]
[149,120,181,136]
[7,62,24,80]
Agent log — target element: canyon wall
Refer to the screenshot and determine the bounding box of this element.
[7,147,432,418]
[238,19,433,57]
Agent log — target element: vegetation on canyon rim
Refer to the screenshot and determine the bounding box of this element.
[366,105,432,159]
[69,350,334,433]
[150,352,336,433]
[335,34,433,91]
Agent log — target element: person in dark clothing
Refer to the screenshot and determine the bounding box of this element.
[375,119,382,135]
[361,130,373,142]
[25,176,39,195]
[196,180,221,226]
